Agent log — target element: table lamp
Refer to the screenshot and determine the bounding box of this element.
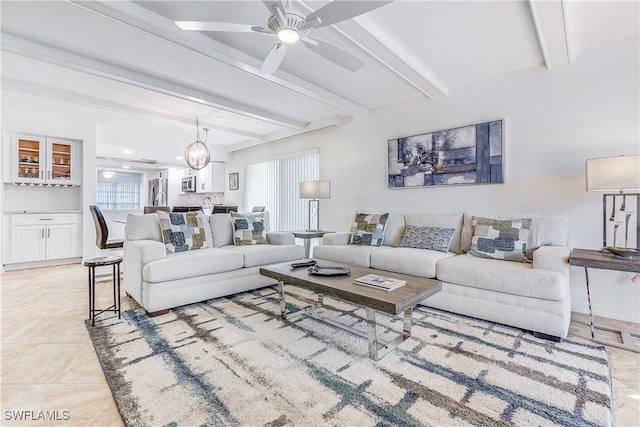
[586,154,640,257]
[300,181,331,231]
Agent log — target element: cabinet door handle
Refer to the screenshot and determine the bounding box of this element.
[49,171,52,180]
[41,228,44,238]
[40,171,43,179]
[39,218,53,221]
[47,229,50,238]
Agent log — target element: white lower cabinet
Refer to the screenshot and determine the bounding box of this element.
[10,213,80,263]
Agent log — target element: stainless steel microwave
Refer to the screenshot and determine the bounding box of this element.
[181,176,196,192]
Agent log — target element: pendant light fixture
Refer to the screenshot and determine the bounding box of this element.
[184,119,211,170]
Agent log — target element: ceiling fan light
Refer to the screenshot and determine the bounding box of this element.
[277,28,300,44]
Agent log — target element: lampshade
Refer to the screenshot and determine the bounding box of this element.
[300,181,331,199]
[586,155,640,192]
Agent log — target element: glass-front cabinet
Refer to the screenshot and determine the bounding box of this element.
[47,139,74,184]
[15,134,45,183]
[12,134,79,185]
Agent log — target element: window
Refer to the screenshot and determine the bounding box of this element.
[244,150,319,231]
[96,170,144,210]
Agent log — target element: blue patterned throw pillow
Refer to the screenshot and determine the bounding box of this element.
[350,213,389,246]
[400,225,455,253]
[231,212,268,245]
[468,216,532,262]
[157,211,209,253]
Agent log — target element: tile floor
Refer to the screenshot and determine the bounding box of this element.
[1,263,639,426]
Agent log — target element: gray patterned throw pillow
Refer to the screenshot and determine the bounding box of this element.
[350,213,389,246]
[400,225,455,253]
[467,216,532,262]
[157,211,209,253]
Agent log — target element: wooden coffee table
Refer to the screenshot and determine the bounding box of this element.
[259,261,441,360]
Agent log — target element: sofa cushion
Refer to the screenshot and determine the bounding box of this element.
[381,214,406,247]
[404,213,464,254]
[157,211,211,253]
[210,213,234,247]
[313,244,389,268]
[143,248,244,283]
[400,225,456,253]
[126,213,162,242]
[350,213,389,246]
[223,244,304,268]
[371,247,455,278]
[467,216,532,263]
[460,213,569,256]
[436,254,568,301]
[231,212,268,245]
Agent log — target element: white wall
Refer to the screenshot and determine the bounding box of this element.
[1,91,98,264]
[225,38,640,322]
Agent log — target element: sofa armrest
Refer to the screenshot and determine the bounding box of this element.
[123,240,167,306]
[322,232,352,245]
[532,246,570,276]
[266,232,295,245]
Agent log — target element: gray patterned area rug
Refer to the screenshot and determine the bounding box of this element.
[87,286,614,427]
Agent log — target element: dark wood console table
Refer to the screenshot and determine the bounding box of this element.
[569,248,640,352]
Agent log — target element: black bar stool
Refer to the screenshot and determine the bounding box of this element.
[84,255,122,326]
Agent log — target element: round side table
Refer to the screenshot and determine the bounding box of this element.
[84,255,122,326]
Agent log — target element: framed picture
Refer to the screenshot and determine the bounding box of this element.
[388,119,503,188]
[229,172,239,190]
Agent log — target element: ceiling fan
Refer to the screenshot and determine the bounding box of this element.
[175,0,392,74]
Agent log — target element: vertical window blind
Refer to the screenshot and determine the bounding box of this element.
[96,171,143,211]
[244,151,319,231]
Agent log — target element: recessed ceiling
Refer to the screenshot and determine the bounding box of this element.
[1,0,638,167]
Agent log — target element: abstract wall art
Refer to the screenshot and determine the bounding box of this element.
[388,119,503,188]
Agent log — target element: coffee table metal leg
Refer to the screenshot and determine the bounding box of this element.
[278,280,286,318]
[403,307,413,339]
[366,308,379,360]
[316,293,324,309]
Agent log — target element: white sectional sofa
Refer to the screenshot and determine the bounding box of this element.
[314,213,571,339]
[123,212,305,315]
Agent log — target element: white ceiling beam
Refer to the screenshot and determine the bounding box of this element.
[1,33,306,130]
[69,0,369,116]
[340,17,448,99]
[227,115,350,152]
[294,0,447,99]
[1,77,264,141]
[528,0,570,69]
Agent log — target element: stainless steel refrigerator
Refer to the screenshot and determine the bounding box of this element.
[148,178,168,206]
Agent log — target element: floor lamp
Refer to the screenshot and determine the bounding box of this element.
[300,181,331,231]
[586,154,640,256]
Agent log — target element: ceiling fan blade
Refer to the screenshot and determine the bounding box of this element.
[260,43,289,74]
[307,1,393,28]
[251,26,276,35]
[263,0,287,25]
[176,22,257,32]
[304,38,365,72]
[298,16,321,32]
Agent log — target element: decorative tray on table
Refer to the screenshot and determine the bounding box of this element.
[307,265,351,276]
[606,247,640,260]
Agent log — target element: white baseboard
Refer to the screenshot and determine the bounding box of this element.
[572,301,640,324]
[2,257,82,272]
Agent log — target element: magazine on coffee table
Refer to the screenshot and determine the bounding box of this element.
[353,274,406,291]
